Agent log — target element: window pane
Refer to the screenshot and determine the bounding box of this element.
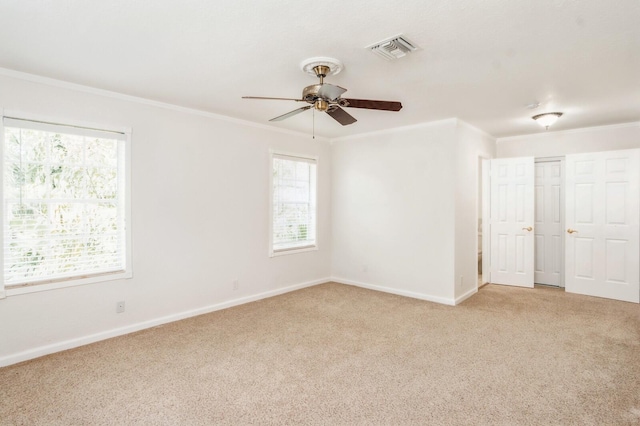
[50,134,84,165]
[87,138,118,167]
[49,167,87,199]
[20,129,48,163]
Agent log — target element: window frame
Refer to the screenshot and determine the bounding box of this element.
[269,149,318,257]
[0,110,132,297]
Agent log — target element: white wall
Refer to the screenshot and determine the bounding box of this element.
[0,70,516,366]
[453,122,496,302]
[330,120,459,304]
[497,123,640,158]
[0,74,332,366]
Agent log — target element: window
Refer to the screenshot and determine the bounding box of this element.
[1,114,131,295]
[270,152,317,256]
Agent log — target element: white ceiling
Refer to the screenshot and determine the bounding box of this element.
[0,0,638,139]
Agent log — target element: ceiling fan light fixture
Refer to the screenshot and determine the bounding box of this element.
[532,112,563,129]
[314,99,329,111]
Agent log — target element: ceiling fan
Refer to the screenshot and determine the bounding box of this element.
[243,57,402,126]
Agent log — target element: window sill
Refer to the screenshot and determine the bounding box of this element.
[270,245,318,257]
[5,270,132,296]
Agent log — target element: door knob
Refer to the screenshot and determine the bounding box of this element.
[567,228,578,234]
[522,226,533,232]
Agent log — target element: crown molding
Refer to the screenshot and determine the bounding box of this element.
[330,118,459,142]
[330,118,498,143]
[497,121,640,143]
[454,119,496,140]
[0,67,330,143]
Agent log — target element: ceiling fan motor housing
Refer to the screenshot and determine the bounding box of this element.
[302,84,322,103]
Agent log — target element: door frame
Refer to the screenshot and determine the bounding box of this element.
[480,157,490,286]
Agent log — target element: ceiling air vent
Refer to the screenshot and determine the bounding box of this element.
[367,34,420,60]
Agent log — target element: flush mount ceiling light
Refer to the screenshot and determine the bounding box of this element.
[532,112,563,130]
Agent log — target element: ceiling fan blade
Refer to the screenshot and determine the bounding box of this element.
[243,96,305,102]
[341,98,403,111]
[326,106,357,126]
[269,106,312,122]
[317,84,347,101]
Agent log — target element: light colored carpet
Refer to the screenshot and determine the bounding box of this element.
[1,282,639,425]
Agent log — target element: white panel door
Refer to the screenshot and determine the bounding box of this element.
[534,160,564,286]
[490,157,535,287]
[565,149,640,303]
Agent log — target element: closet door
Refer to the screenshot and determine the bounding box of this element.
[565,149,639,303]
[490,157,535,287]
[534,160,564,287]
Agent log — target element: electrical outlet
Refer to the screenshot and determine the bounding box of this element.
[116,301,125,313]
[233,279,239,291]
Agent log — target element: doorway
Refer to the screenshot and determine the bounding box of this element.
[534,158,564,288]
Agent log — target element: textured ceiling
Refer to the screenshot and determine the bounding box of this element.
[0,0,638,138]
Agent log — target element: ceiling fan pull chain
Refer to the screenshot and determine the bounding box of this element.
[313,108,315,139]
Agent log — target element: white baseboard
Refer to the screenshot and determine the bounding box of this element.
[0,277,330,368]
[331,277,456,306]
[454,287,478,305]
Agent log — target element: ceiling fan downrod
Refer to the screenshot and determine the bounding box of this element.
[313,65,330,84]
